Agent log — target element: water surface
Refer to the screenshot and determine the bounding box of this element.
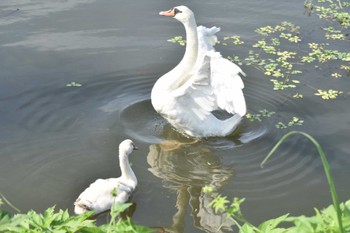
[0,0,349,232]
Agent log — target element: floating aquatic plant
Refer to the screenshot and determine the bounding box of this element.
[167,36,186,46]
[245,109,275,122]
[293,93,304,98]
[167,0,350,101]
[222,35,245,45]
[314,89,343,99]
[66,82,82,87]
[276,117,304,129]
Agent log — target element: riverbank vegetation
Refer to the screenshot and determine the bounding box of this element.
[1,131,349,232]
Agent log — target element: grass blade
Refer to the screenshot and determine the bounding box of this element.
[260,131,344,233]
[0,192,21,213]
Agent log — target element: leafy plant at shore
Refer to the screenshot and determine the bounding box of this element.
[205,190,350,233]
[204,131,349,233]
[0,200,153,233]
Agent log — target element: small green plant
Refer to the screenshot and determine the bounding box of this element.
[222,35,245,45]
[276,122,288,129]
[276,117,304,129]
[293,93,304,98]
[167,36,186,46]
[66,82,82,87]
[314,89,343,99]
[246,109,275,122]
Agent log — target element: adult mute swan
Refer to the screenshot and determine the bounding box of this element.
[74,139,138,215]
[151,6,246,138]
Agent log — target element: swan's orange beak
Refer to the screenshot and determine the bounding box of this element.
[159,8,175,17]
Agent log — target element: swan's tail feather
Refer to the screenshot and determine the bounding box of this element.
[224,114,242,136]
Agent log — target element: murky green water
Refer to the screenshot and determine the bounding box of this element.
[0,0,349,232]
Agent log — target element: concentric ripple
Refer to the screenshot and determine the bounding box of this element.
[118,71,323,201]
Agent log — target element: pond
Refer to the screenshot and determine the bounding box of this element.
[0,0,349,232]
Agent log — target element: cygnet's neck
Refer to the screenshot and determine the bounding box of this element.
[119,150,136,182]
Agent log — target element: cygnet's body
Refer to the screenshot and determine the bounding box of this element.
[74,139,138,215]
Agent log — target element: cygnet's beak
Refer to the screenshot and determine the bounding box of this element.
[133,146,139,150]
[159,8,175,17]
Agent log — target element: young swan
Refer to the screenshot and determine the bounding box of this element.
[74,139,138,215]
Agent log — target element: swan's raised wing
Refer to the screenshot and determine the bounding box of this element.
[173,51,246,119]
[172,55,215,120]
[209,51,246,116]
[197,26,220,58]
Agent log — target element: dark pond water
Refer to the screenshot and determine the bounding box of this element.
[0,0,349,232]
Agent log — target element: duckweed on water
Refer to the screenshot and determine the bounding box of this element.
[168,0,350,99]
[168,0,349,129]
[245,109,275,122]
[66,82,82,87]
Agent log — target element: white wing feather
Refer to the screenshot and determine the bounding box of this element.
[173,26,246,118]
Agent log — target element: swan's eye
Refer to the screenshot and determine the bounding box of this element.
[174,8,182,15]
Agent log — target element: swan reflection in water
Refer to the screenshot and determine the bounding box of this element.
[147,138,236,233]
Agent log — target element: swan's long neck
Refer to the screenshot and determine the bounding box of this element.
[119,151,136,182]
[176,17,198,81]
[161,17,198,90]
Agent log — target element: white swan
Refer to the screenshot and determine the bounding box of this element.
[151,6,246,138]
[74,139,138,215]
